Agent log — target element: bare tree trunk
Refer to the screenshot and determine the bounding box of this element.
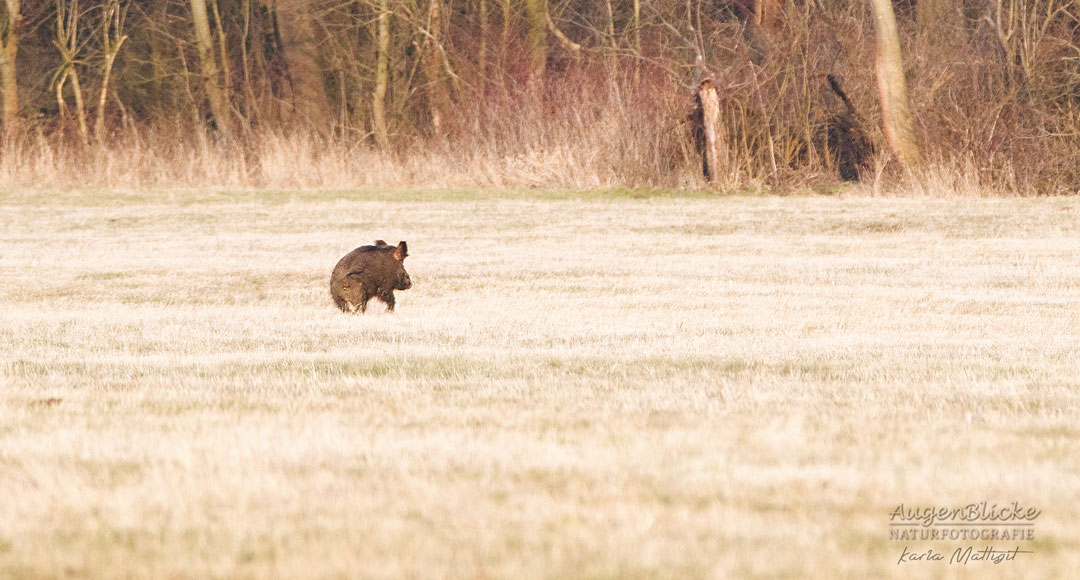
[240,0,258,131]
[423,0,446,137]
[632,0,641,85]
[478,0,487,84]
[372,0,390,150]
[743,0,782,65]
[70,69,87,142]
[55,0,89,145]
[0,0,20,143]
[337,68,346,140]
[986,0,1033,101]
[209,0,232,105]
[95,0,130,145]
[149,0,171,109]
[869,0,921,167]
[604,0,618,73]
[522,0,547,84]
[190,0,232,138]
[176,35,206,142]
[274,0,330,132]
[501,0,510,57]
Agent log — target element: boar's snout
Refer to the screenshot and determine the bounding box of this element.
[393,240,412,290]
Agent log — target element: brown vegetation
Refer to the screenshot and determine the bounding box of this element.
[2,0,1079,193]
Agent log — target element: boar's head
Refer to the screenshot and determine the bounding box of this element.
[391,241,412,290]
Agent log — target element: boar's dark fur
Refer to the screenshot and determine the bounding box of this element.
[330,240,412,313]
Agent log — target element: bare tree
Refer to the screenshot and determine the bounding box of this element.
[477,0,487,84]
[372,0,390,149]
[54,0,89,145]
[522,0,547,83]
[239,0,259,129]
[631,0,641,85]
[274,0,331,131]
[738,0,783,64]
[869,0,921,167]
[422,0,447,136]
[208,0,232,112]
[95,0,130,144]
[190,0,232,137]
[0,0,20,142]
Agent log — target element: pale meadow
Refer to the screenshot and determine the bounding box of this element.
[1,188,1079,579]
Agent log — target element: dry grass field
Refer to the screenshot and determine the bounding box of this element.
[1,188,1078,579]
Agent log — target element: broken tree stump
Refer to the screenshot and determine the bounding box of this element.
[691,79,727,184]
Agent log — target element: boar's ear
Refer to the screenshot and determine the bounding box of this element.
[394,241,408,261]
[374,240,388,247]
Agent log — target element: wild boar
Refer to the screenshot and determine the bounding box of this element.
[330,240,412,313]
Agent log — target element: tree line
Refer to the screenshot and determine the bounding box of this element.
[0,1,1077,191]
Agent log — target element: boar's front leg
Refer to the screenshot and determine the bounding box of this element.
[379,290,396,312]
